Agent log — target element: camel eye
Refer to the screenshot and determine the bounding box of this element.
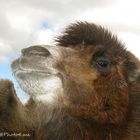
[92,58,111,75]
[96,60,109,68]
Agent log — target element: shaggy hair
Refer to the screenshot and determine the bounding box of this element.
[0,22,140,140]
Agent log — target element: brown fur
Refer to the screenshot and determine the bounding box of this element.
[0,80,35,140]
[0,22,140,140]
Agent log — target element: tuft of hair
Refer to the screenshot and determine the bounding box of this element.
[56,22,123,48]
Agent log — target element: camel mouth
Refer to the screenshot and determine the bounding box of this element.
[11,56,59,77]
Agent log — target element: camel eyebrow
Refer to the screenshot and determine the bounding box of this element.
[93,50,106,58]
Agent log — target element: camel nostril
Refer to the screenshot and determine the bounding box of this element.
[21,45,51,57]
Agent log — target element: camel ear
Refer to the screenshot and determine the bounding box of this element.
[127,52,140,83]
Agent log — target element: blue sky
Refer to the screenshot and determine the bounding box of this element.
[0,63,12,79]
[0,62,29,103]
[0,0,140,103]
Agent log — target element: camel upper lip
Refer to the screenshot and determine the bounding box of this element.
[11,57,59,76]
[11,58,51,74]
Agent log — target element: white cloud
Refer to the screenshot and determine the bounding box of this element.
[0,0,140,64]
[0,39,13,63]
[117,32,140,58]
[0,40,12,55]
[77,0,140,30]
[7,13,32,32]
[36,29,55,45]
